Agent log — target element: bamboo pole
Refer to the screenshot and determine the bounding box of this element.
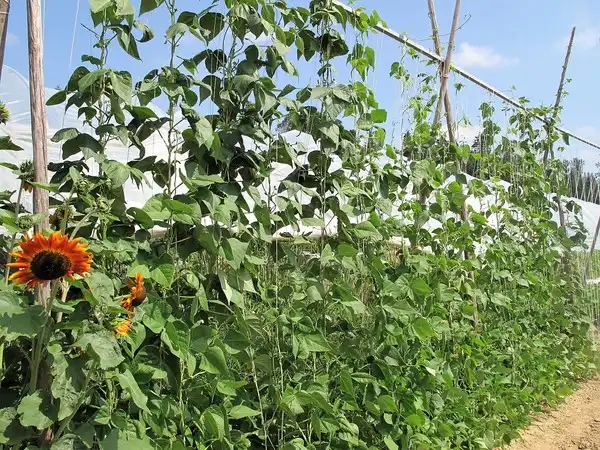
[26,0,50,312]
[427,0,453,128]
[332,0,600,151]
[0,0,9,82]
[26,0,49,232]
[434,0,461,143]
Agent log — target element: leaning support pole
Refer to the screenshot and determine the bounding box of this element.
[0,0,10,82]
[428,0,453,128]
[585,214,600,282]
[332,0,600,151]
[26,0,49,233]
[543,26,576,168]
[26,0,49,308]
[433,0,461,143]
[426,0,478,326]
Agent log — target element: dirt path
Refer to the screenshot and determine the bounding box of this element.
[504,378,600,450]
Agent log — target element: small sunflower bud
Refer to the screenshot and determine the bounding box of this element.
[0,102,10,125]
[96,197,111,213]
[16,214,35,231]
[75,179,91,196]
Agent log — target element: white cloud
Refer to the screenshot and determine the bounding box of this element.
[453,42,518,69]
[6,32,18,47]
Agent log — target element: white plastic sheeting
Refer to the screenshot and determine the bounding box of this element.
[0,65,599,249]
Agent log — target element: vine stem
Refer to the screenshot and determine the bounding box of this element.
[28,280,60,395]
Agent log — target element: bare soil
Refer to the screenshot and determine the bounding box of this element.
[503,378,600,450]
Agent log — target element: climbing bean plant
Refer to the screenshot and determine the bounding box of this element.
[0,0,596,449]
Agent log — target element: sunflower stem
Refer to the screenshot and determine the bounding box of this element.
[28,280,60,394]
[4,180,25,285]
[70,209,96,239]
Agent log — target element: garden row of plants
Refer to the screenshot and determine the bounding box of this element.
[0,0,596,448]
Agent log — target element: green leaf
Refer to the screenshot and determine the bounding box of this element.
[0,136,23,151]
[354,220,381,239]
[198,12,225,42]
[151,254,175,287]
[229,404,261,419]
[411,278,431,297]
[298,332,331,353]
[115,0,135,16]
[161,320,190,360]
[0,407,25,445]
[337,243,358,257]
[76,329,125,369]
[46,90,67,106]
[166,23,188,40]
[372,109,388,123]
[17,391,56,430]
[103,160,131,187]
[90,0,112,14]
[117,369,150,412]
[194,116,214,149]
[48,343,87,421]
[222,238,249,270]
[0,290,46,341]
[140,0,164,14]
[412,317,437,342]
[384,435,399,450]
[110,71,132,102]
[86,272,115,304]
[51,127,79,143]
[62,133,104,159]
[200,346,228,376]
[127,207,154,229]
[78,68,108,92]
[140,297,171,333]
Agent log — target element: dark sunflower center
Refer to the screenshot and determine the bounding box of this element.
[30,251,72,280]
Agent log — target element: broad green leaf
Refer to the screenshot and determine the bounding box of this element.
[51,127,79,143]
[89,0,112,14]
[354,221,381,239]
[110,71,132,102]
[200,346,228,375]
[76,329,125,370]
[411,278,431,297]
[0,290,46,341]
[117,369,150,412]
[46,90,67,106]
[140,0,164,14]
[48,343,87,421]
[17,392,56,430]
[383,436,399,450]
[140,296,171,333]
[62,133,103,159]
[127,207,154,229]
[222,238,249,270]
[85,272,115,304]
[198,12,225,42]
[0,136,23,151]
[372,109,388,123]
[0,407,25,445]
[102,160,130,187]
[412,317,437,342]
[337,243,358,257]
[298,332,331,353]
[229,404,260,419]
[151,254,175,287]
[161,320,190,360]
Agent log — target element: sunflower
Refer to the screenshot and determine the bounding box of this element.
[121,273,146,312]
[7,231,93,289]
[114,319,133,337]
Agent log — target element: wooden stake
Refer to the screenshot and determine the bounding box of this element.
[0,0,9,82]
[543,26,576,167]
[428,0,454,129]
[434,0,461,144]
[26,0,49,232]
[26,0,50,310]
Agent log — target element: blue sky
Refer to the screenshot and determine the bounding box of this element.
[4,0,600,168]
